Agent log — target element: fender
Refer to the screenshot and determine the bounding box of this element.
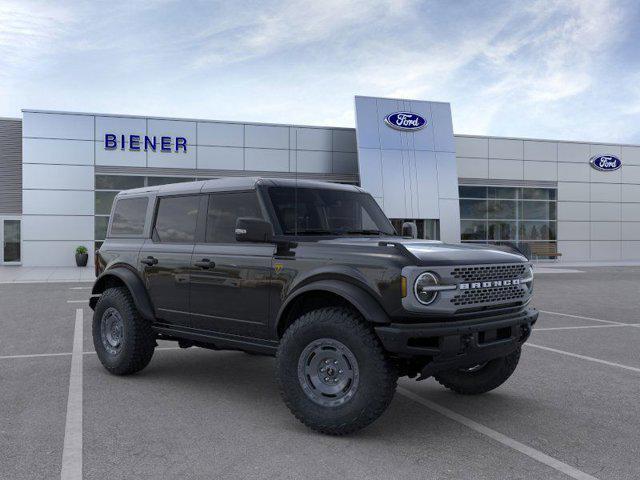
[90,267,155,321]
[276,279,390,333]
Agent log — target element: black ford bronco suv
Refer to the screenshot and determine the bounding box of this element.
[91,177,537,435]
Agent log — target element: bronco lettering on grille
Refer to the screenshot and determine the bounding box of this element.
[459,279,521,290]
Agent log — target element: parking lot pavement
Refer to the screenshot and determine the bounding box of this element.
[1,269,640,479]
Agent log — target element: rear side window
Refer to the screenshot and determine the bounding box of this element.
[206,192,262,243]
[154,195,200,243]
[110,197,148,236]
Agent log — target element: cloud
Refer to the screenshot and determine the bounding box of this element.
[0,0,637,142]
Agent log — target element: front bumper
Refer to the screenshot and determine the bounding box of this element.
[375,307,538,378]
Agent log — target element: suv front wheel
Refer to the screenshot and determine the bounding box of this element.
[276,307,397,435]
[92,287,156,375]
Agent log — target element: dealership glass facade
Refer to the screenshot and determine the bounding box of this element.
[459,185,557,254]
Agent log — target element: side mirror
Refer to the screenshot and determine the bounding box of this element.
[235,217,274,243]
[402,221,417,239]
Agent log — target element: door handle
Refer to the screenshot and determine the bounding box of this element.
[141,256,158,266]
[194,258,214,269]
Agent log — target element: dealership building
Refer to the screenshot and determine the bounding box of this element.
[0,95,639,267]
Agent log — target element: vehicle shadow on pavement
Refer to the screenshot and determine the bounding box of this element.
[85,347,540,437]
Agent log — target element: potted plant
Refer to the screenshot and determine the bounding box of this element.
[75,246,88,267]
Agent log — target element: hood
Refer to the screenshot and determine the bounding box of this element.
[316,237,528,266]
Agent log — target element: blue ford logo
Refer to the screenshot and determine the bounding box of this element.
[590,155,621,171]
[384,112,427,131]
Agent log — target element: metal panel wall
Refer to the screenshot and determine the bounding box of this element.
[354,96,460,242]
[0,118,22,214]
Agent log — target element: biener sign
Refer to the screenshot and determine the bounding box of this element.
[104,133,188,152]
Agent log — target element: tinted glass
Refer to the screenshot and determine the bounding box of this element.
[205,192,263,243]
[267,187,395,235]
[3,220,20,262]
[154,195,200,243]
[458,186,487,198]
[521,201,556,220]
[523,188,556,200]
[487,200,517,219]
[110,197,148,236]
[95,175,145,190]
[460,199,487,219]
[95,191,118,215]
[461,220,487,241]
[487,187,518,199]
[488,221,516,240]
[95,216,109,240]
[147,176,196,186]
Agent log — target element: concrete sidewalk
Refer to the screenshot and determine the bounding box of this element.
[0,266,94,283]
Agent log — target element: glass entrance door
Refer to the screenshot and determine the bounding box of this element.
[1,218,21,264]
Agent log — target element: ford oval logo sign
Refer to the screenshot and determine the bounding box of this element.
[384,112,427,131]
[590,155,622,172]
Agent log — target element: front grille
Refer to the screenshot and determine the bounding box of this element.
[451,285,525,306]
[451,264,526,283]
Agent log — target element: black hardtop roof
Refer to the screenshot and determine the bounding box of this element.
[117,177,363,197]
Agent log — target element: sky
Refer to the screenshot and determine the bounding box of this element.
[1,0,639,143]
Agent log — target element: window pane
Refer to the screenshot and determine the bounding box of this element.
[519,221,556,240]
[487,187,517,199]
[95,216,109,240]
[3,220,20,262]
[95,175,145,190]
[110,197,148,236]
[458,186,487,198]
[522,188,556,200]
[147,176,196,186]
[488,221,517,241]
[521,201,556,220]
[155,195,199,243]
[487,200,516,219]
[267,187,395,235]
[206,192,262,243]
[95,191,118,215]
[460,199,487,219]
[461,220,487,241]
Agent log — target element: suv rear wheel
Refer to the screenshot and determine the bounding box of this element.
[276,307,397,435]
[92,287,155,375]
[434,347,521,395]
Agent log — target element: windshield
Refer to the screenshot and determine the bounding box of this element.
[267,186,396,236]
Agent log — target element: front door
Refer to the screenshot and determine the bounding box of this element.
[189,191,274,338]
[0,217,21,264]
[140,194,200,328]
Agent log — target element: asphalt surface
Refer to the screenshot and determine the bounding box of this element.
[1,267,639,479]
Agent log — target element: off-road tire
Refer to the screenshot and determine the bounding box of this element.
[92,287,155,375]
[277,307,397,435]
[434,347,521,395]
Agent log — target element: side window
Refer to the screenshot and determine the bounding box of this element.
[206,192,262,243]
[110,197,148,236]
[154,195,200,243]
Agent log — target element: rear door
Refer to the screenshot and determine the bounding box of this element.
[189,191,274,338]
[140,194,200,328]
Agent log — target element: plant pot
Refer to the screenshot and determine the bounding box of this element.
[75,253,88,267]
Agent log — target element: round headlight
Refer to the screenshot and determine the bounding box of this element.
[525,265,534,292]
[414,272,439,305]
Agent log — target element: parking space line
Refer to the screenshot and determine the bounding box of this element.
[0,352,72,360]
[525,343,640,373]
[534,323,640,331]
[66,300,87,304]
[538,310,624,325]
[60,309,83,480]
[69,287,91,290]
[398,387,599,480]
